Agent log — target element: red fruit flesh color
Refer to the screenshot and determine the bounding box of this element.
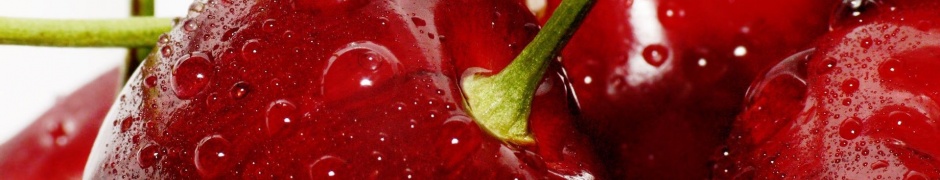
[85,0,601,179]
[717,2,940,179]
[542,0,836,178]
[0,68,119,179]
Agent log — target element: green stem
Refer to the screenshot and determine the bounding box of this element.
[126,0,157,84]
[0,17,172,47]
[462,0,594,145]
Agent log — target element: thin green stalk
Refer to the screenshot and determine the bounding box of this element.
[0,17,172,47]
[462,0,594,144]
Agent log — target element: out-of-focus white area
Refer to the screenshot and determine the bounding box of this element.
[0,0,191,144]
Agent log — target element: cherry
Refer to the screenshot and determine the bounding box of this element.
[83,0,601,179]
[540,0,839,178]
[716,2,940,178]
[0,68,119,179]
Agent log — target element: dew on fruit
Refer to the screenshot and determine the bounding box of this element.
[262,19,277,32]
[839,117,862,140]
[860,37,874,48]
[158,34,170,44]
[411,17,426,27]
[842,78,860,94]
[137,143,162,168]
[308,156,348,179]
[241,39,262,61]
[160,46,173,57]
[183,19,199,32]
[641,44,669,67]
[438,115,482,169]
[120,116,135,132]
[266,99,297,135]
[879,58,901,78]
[172,52,213,99]
[322,41,401,100]
[230,81,249,99]
[194,135,231,178]
[145,76,158,88]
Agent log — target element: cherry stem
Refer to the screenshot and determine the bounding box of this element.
[125,0,157,84]
[462,0,594,145]
[0,17,172,47]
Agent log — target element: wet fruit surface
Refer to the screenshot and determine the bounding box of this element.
[542,0,838,178]
[716,2,940,178]
[84,0,601,179]
[0,68,119,179]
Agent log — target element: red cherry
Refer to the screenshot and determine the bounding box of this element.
[0,68,119,179]
[84,0,602,179]
[717,2,940,178]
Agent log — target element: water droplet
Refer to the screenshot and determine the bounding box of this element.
[266,100,297,135]
[842,98,852,106]
[860,37,873,48]
[871,160,888,170]
[841,78,860,94]
[158,34,170,44]
[120,116,135,132]
[161,46,173,57]
[230,81,249,99]
[879,58,901,78]
[411,17,426,26]
[438,115,482,169]
[145,76,158,88]
[183,19,199,32]
[839,117,862,140]
[137,143,162,168]
[262,19,277,32]
[641,44,669,67]
[241,39,262,61]
[322,41,401,101]
[905,171,928,180]
[172,52,213,99]
[194,135,231,178]
[308,156,349,179]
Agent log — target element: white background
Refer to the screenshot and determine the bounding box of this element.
[0,0,190,144]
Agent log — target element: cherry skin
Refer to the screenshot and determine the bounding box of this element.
[541,0,838,178]
[84,0,602,179]
[0,68,119,179]
[716,2,940,178]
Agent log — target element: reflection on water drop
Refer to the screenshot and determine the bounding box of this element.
[172,52,213,99]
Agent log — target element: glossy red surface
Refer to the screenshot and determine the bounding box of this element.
[716,2,940,178]
[84,0,601,179]
[0,68,119,179]
[543,0,837,178]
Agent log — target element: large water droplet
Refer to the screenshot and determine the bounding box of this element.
[137,143,162,168]
[262,19,277,32]
[879,58,902,79]
[308,156,349,179]
[172,52,213,99]
[839,117,862,140]
[641,44,669,67]
[322,41,401,101]
[841,78,860,95]
[411,17,426,27]
[266,100,297,135]
[183,19,199,32]
[241,39,262,61]
[438,115,482,169]
[194,135,231,178]
[145,76,158,88]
